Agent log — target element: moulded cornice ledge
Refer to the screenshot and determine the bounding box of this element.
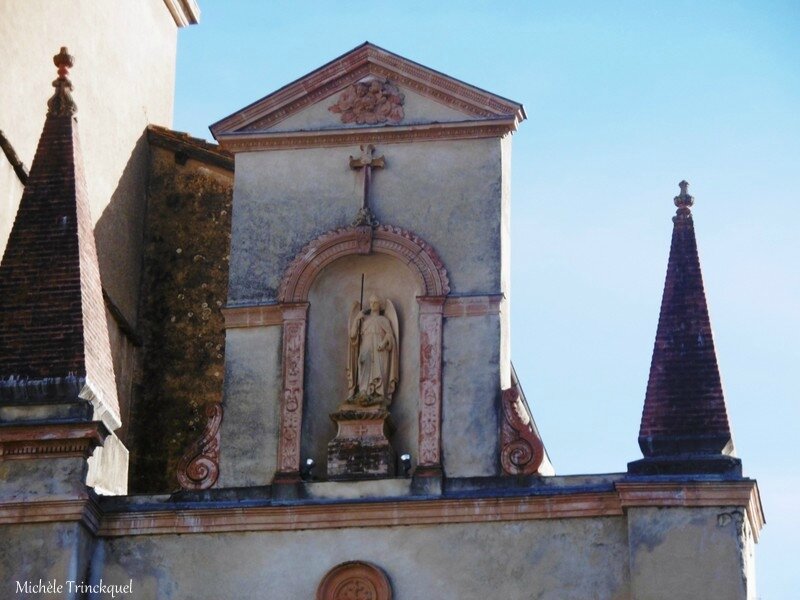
[216,118,519,153]
[163,0,200,27]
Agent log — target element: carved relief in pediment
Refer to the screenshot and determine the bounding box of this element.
[328,79,405,125]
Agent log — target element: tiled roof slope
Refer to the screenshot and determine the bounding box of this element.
[147,125,234,171]
[0,48,119,428]
[638,181,733,457]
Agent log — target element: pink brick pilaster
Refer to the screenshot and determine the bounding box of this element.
[275,302,309,482]
[416,296,446,476]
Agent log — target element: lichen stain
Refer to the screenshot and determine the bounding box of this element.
[128,149,232,492]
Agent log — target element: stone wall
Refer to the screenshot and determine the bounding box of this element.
[130,145,232,492]
[222,136,511,484]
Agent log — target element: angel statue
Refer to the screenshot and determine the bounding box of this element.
[345,295,400,408]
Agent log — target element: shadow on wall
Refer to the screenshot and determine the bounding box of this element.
[93,132,150,450]
[125,139,233,493]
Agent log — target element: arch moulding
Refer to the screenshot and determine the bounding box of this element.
[273,224,449,483]
[278,224,450,303]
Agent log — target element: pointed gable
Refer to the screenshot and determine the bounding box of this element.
[0,48,120,430]
[637,182,735,460]
[210,42,526,152]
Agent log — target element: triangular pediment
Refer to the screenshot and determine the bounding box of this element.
[210,42,525,149]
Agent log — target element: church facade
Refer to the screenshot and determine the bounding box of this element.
[0,8,763,599]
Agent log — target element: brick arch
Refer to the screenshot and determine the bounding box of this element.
[278,224,450,303]
[274,224,448,483]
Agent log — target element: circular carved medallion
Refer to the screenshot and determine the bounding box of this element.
[317,561,392,600]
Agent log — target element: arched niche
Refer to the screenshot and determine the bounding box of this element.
[303,253,422,475]
[274,225,448,482]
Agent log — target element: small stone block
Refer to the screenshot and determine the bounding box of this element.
[327,409,396,480]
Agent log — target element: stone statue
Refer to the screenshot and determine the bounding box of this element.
[346,295,399,408]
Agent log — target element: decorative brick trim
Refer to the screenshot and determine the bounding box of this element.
[615,480,765,541]
[417,297,446,474]
[274,226,450,482]
[443,294,504,318]
[89,480,764,538]
[317,561,392,600]
[217,120,515,153]
[98,491,623,537]
[500,385,545,476]
[279,225,449,303]
[0,422,108,460]
[0,496,101,532]
[210,42,523,138]
[222,304,285,329]
[275,303,310,481]
[177,403,223,490]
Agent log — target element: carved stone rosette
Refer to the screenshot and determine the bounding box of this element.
[500,386,544,476]
[416,296,446,475]
[317,561,392,600]
[328,78,405,125]
[177,402,223,490]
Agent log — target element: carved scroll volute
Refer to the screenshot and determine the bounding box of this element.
[500,386,544,476]
[177,402,223,490]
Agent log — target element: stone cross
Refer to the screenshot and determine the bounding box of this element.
[349,144,384,227]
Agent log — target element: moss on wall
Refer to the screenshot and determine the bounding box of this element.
[130,147,232,492]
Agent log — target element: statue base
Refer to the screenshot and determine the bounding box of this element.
[327,407,396,480]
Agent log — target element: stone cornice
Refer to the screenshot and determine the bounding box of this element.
[615,480,765,541]
[0,422,109,460]
[162,0,200,27]
[224,295,506,329]
[98,491,622,537]
[216,119,516,153]
[0,479,763,539]
[0,496,101,533]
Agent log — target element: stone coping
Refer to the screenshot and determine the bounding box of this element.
[0,475,763,540]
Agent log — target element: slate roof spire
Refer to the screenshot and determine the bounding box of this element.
[0,48,120,431]
[629,181,741,476]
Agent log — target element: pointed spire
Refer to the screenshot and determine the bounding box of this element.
[629,182,740,476]
[0,49,120,431]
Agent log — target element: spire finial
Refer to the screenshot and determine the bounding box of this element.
[47,47,77,117]
[673,179,694,222]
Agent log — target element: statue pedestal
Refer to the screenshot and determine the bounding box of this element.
[327,407,396,480]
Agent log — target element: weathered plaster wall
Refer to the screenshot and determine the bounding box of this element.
[95,517,631,599]
[442,315,501,476]
[225,136,511,480]
[0,458,88,500]
[130,148,232,492]
[219,326,282,487]
[627,506,754,599]
[229,138,503,304]
[0,523,95,599]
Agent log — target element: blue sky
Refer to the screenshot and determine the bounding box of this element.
[174,2,799,596]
